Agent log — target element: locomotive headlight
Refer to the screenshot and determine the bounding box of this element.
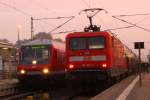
[20,69,26,74]
[102,63,107,68]
[43,68,49,74]
[32,60,37,64]
[69,64,74,69]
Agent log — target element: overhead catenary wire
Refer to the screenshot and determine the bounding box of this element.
[38,21,46,32]
[31,16,76,34]
[0,1,32,17]
[111,12,150,31]
[135,15,150,25]
[95,11,150,31]
[32,1,91,34]
[40,20,55,29]
[114,13,150,17]
[32,0,55,14]
[47,16,75,33]
[33,16,75,20]
[91,0,108,30]
[104,25,135,31]
[112,16,150,33]
[29,0,92,34]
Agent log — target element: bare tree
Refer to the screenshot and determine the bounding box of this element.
[33,32,52,40]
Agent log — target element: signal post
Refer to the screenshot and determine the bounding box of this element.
[134,42,144,87]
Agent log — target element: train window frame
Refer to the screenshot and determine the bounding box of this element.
[88,36,106,50]
[69,37,87,50]
[20,45,51,65]
[69,36,106,50]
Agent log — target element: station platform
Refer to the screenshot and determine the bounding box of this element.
[91,72,150,100]
[0,78,18,85]
[126,73,150,100]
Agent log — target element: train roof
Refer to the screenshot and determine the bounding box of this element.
[21,39,52,46]
[67,31,112,37]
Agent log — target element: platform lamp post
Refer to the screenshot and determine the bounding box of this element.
[134,42,144,87]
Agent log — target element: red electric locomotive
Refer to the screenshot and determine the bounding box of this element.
[17,39,66,82]
[65,8,131,82]
[66,31,128,81]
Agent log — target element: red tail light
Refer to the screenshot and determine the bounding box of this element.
[102,63,107,68]
[69,64,74,69]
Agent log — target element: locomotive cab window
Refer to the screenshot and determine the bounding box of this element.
[20,45,50,65]
[88,37,106,49]
[70,38,86,50]
[70,37,106,50]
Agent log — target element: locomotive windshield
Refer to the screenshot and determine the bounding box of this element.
[20,45,50,65]
[70,37,106,50]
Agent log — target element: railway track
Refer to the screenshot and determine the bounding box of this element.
[0,81,20,97]
[0,83,91,100]
[0,81,46,100]
[45,80,113,100]
[1,90,44,100]
[0,75,121,100]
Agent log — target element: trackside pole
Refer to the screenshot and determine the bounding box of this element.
[138,49,142,87]
[134,42,144,87]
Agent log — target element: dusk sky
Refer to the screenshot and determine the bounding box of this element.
[0,0,150,61]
